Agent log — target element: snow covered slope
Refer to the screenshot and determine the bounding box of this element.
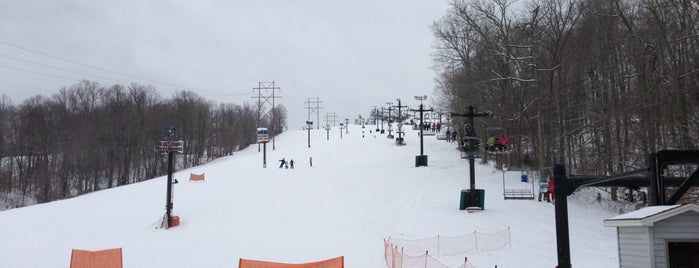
[0,125,618,267]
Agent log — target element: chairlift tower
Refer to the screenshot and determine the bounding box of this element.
[452,106,492,210]
[412,95,432,167]
[156,123,183,229]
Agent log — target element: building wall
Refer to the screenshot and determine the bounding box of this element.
[652,212,699,268]
[618,226,652,268]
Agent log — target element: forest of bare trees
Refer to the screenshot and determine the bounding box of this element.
[0,80,286,209]
[432,0,698,176]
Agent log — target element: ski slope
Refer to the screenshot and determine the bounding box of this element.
[0,124,619,267]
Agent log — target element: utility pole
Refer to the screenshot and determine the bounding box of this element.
[324,112,338,127]
[252,81,281,150]
[304,97,324,129]
[412,96,432,166]
[452,106,492,210]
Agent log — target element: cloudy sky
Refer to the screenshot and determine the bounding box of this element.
[0,0,449,125]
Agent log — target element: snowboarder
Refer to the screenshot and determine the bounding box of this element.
[289,159,295,169]
[279,158,286,169]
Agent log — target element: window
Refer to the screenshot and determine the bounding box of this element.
[668,241,699,268]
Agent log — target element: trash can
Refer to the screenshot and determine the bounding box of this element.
[460,189,485,210]
[460,189,468,210]
[475,189,485,209]
[415,155,428,167]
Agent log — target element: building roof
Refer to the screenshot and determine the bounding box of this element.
[604,203,699,227]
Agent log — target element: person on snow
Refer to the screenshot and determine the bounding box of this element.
[289,159,295,169]
[547,177,555,203]
[279,158,286,169]
[538,178,549,202]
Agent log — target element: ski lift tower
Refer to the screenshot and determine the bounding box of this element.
[156,123,183,229]
[452,106,492,211]
[412,95,432,167]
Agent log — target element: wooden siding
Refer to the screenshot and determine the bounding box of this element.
[652,212,699,268]
[618,226,652,268]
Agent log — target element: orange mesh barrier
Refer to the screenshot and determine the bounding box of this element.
[384,228,510,268]
[70,248,123,268]
[189,173,205,182]
[239,256,344,268]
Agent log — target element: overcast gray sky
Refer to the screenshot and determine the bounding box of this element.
[0,0,449,126]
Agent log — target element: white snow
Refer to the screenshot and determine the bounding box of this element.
[606,205,679,221]
[0,125,620,267]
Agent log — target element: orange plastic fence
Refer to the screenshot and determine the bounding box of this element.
[384,228,510,268]
[189,173,205,182]
[70,248,123,268]
[239,256,344,268]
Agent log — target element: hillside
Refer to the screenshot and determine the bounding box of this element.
[0,124,619,267]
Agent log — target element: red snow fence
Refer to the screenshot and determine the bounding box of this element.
[70,248,123,268]
[239,256,344,268]
[189,173,205,182]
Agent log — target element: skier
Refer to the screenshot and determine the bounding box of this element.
[289,159,295,169]
[538,178,549,202]
[279,158,286,169]
[547,177,555,203]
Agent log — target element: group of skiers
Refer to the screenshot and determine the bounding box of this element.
[538,177,555,203]
[278,157,313,169]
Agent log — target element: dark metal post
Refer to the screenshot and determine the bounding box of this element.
[553,164,571,268]
[165,150,174,227]
[263,142,267,168]
[419,104,424,155]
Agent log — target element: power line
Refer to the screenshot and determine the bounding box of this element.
[0,53,131,84]
[0,41,250,97]
[0,40,231,94]
[0,64,80,82]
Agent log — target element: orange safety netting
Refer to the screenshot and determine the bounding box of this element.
[239,256,344,268]
[189,173,205,181]
[384,228,511,268]
[70,248,123,268]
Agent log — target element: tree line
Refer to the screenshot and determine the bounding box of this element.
[432,0,698,177]
[0,80,286,209]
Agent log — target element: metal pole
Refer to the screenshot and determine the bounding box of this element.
[554,164,571,268]
[419,103,424,156]
[263,142,267,168]
[165,150,174,227]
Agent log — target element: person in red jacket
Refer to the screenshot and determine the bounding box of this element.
[547,177,555,203]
